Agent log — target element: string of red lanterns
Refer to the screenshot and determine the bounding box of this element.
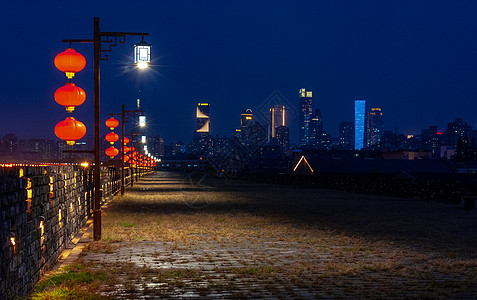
[104,117,119,159]
[54,48,87,146]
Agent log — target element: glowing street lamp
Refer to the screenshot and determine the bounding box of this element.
[134,37,152,69]
[141,135,146,144]
[139,114,146,127]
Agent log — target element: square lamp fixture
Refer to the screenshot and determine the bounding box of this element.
[134,38,152,69]
[139,115,146,127]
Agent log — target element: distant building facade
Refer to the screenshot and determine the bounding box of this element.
[367,107,383,147]
[298,88,313,146]
[339,121,354,150]
[447,118,471,148]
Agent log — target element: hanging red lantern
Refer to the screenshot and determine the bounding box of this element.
[105,146,119,159]
[105,132,119,145]
[54,83,86,113]
[130,147,135,152]
[105,117,119,130]
[122,137,130,144]
[54,117,86,146]
[54,48,86,79]
[123,155,129,163]
[121,146,130,153]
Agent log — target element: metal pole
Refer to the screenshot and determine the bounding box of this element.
[130,128,134,187]
[93,17,101,241]
[121,104,125,195]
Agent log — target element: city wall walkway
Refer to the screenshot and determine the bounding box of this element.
[39,171,477,298]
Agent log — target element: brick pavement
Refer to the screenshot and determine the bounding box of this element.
[65,171,477,299]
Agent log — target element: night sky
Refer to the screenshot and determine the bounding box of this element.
[1,0,477,145]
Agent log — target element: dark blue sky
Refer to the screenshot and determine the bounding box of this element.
[1,1,477,144]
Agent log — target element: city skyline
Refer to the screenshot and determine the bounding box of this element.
[1,1,477,144]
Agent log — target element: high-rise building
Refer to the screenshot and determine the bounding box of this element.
[308,108,323,147]
[447,118,471,147]
[298,88,313,146]
[193,103,211,155]
[367,107,383,147]
[354,100,367,150]
[148,135,165,158]
[234,109,267,154]
[275,125,290,153]
[421,126,439,155]
[196,103,210,133]
[269,105,285,140]
[241,109,253,128]
[339,121,354,150]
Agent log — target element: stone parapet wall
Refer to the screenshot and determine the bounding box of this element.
[244,173,477,204]
[0,165,121,299]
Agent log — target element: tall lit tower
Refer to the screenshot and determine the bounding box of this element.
[298,88,313,146]
[193,102,211,154]
[196,103,210,133]
[367,107,383,147]
[269,105,285,139]
[354,100,367,150]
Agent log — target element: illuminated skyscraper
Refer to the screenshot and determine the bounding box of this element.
[367,107,383,147]
[354,100,367,150]
[298,88,313,146]
[196,103,210,133]
[269,105,285,139]
[193,103,211,155]
[241,109,253,128]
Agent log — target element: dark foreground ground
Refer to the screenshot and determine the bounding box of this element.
[33,171,477,299]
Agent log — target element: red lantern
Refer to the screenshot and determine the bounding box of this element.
[105,146,119,159]
[105,117,119,130]
[121,146,130,153]
[54,48,86,79]
[122,137,130,144]
[123,155,130,163]
[55,117,86,146]
[105,132,119,145]
[130,147,135,152]
[54,83,86,113]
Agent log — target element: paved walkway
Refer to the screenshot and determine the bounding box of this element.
[69,171,477,298]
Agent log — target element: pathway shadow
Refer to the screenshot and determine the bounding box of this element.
[119,172,477,257]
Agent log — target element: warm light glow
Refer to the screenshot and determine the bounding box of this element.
[19,168,24,177]
[141,136,146,143]
[80,162,89,168]
[10,237,16,246]
[293,155,314,174]
[137,61,148,69]
[39,221,45,236]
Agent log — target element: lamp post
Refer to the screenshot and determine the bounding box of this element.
[110,104,144,195]
[62,17,150,241]
[130,130,147,183]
